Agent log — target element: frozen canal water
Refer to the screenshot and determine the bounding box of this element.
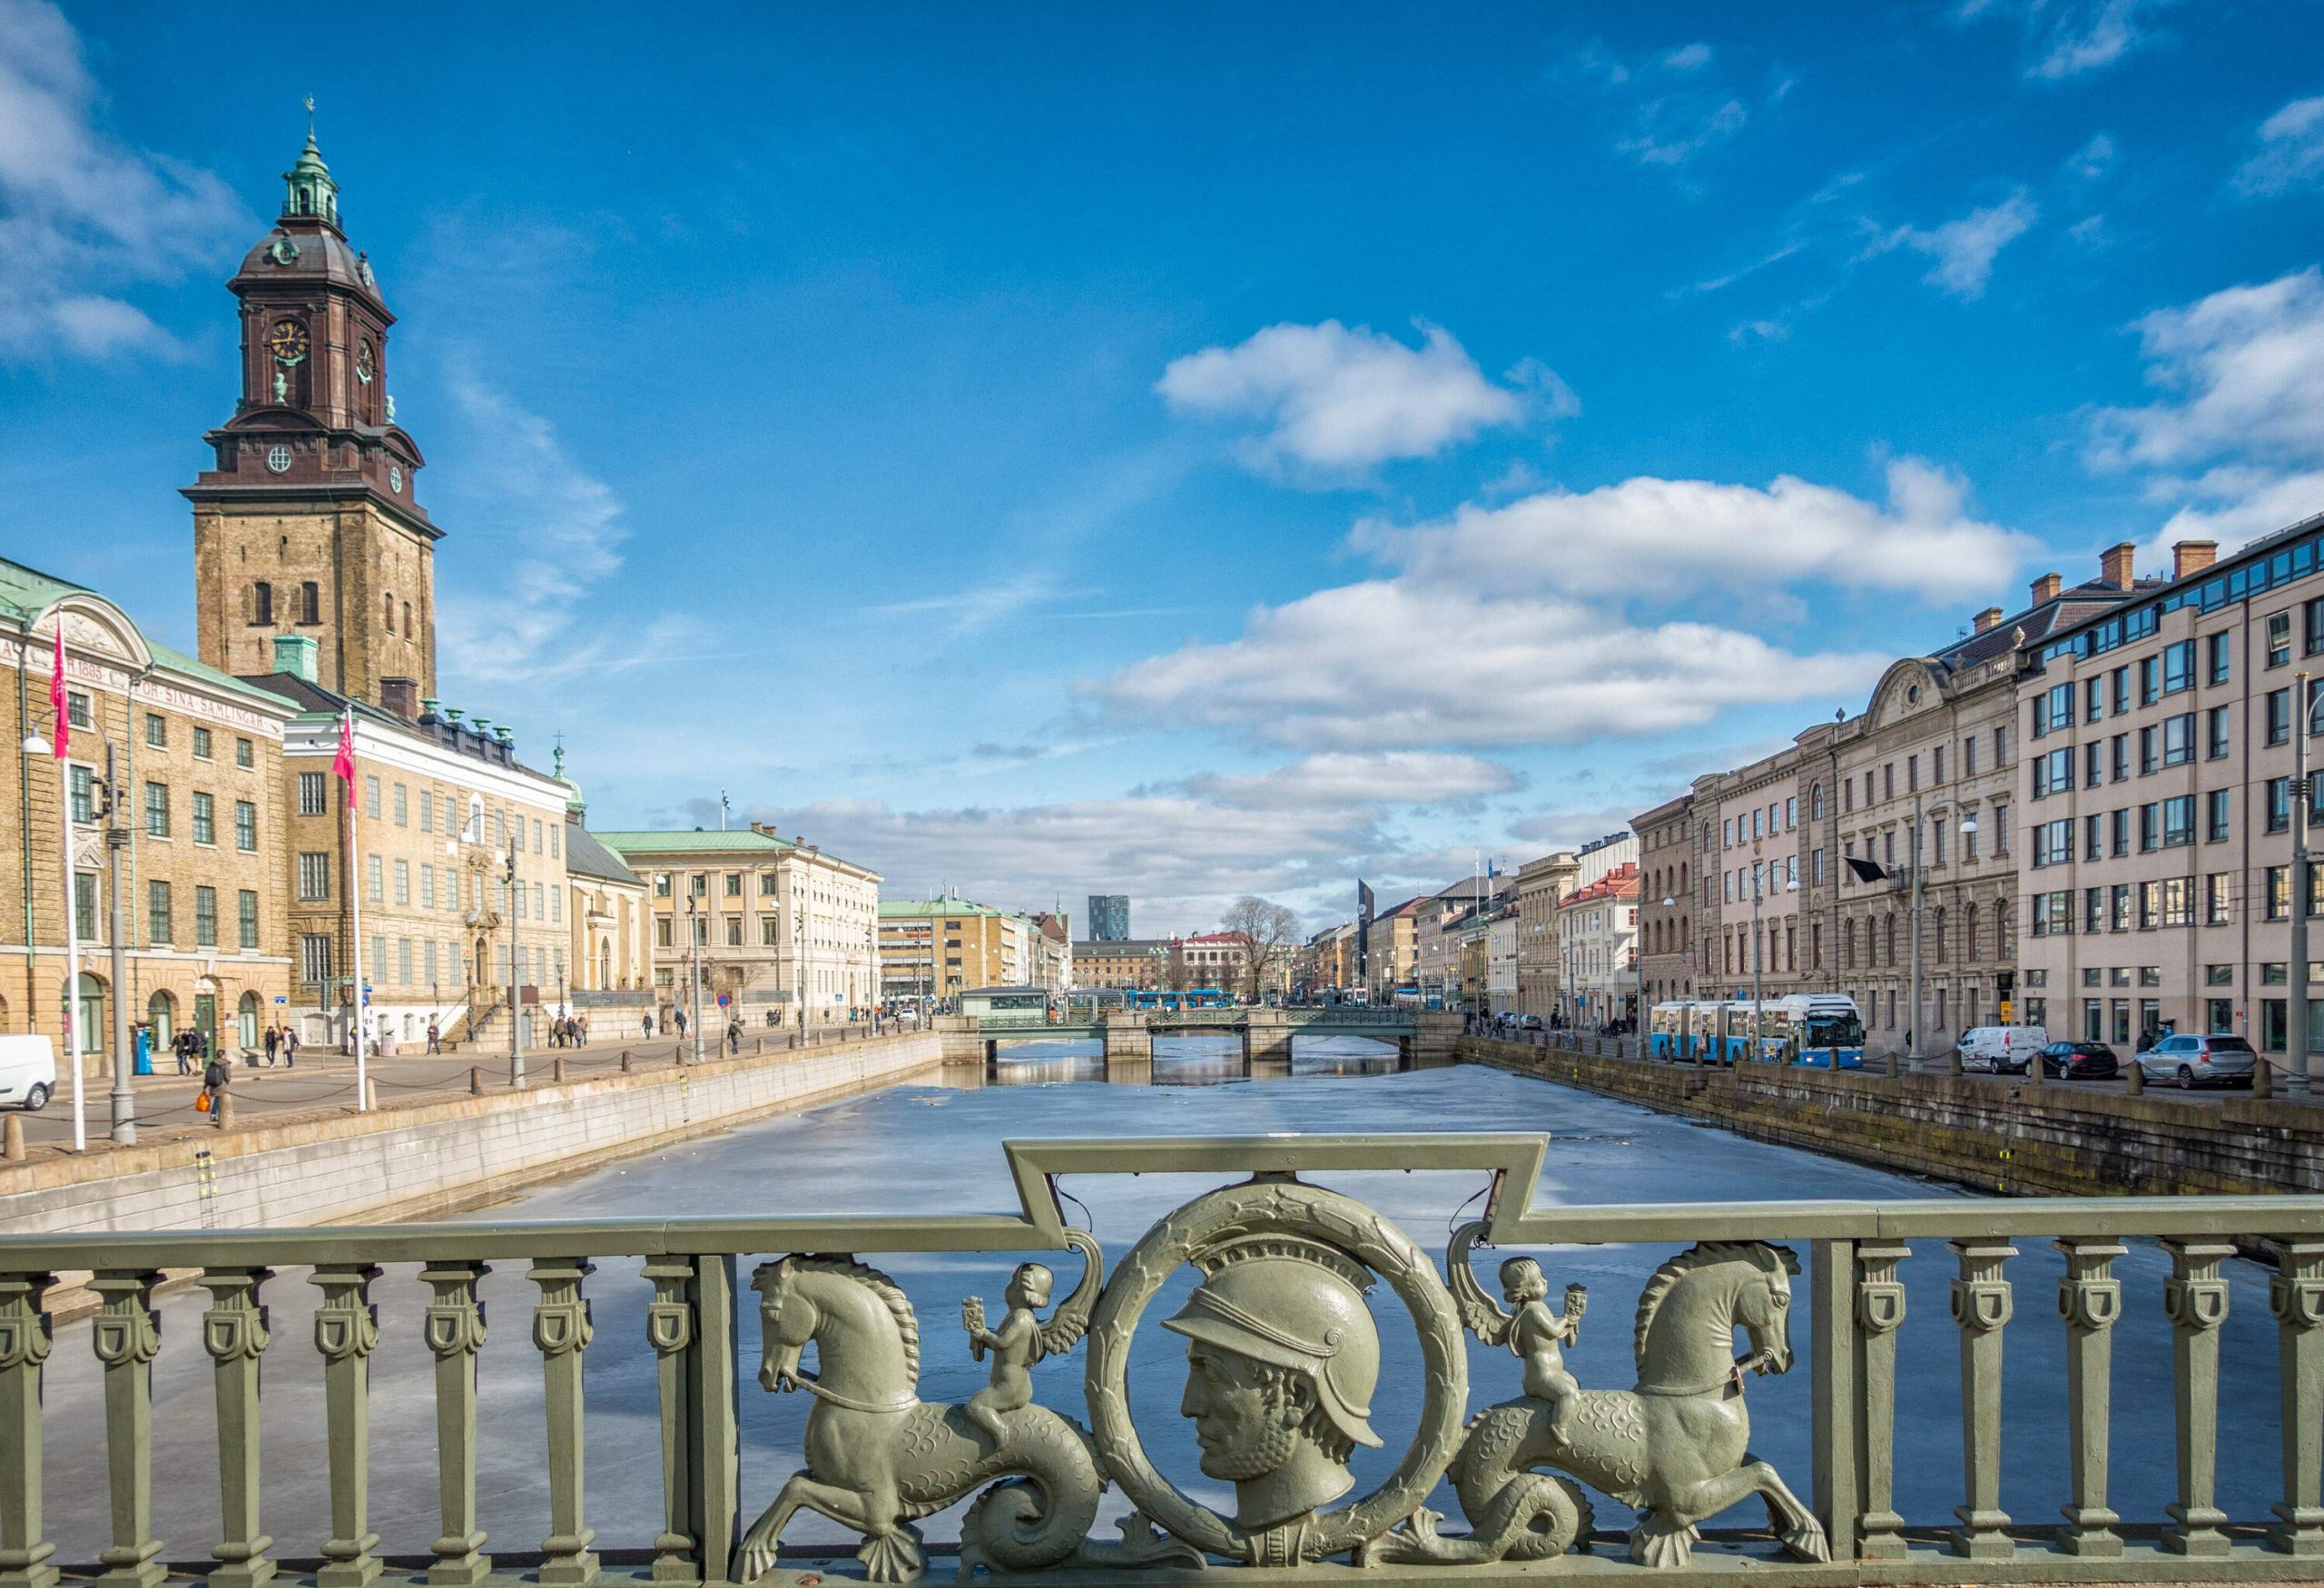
[30,1040,2293,1563]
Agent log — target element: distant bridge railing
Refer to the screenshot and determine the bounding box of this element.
[2,1134,2316,1585]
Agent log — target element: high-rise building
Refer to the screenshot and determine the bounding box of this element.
[1087,893,1130,942]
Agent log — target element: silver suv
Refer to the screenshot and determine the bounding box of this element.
[2135,1032,2258,1090]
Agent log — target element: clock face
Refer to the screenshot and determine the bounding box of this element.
[266,445,292,475]
[355,343,374,385]
[267,319,310,365]
[389,465,403,494]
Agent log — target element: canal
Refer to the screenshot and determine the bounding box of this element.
[30,1040,2290,1562]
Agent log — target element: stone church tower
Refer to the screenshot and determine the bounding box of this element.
[185,128,438,705]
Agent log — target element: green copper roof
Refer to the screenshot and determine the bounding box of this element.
[0,555,298,715]
[881,897,1012,919]
[595,829,799,857]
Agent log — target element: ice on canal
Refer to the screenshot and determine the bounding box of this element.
[29,1041,2289,1560]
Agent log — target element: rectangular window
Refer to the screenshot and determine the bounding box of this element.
[419,791,434,832]
[2162,639,2194,694]
[2270,688,2292,745]
[367,853,383,903]
[2112,735,2129,782]
[2033,893,2053,937]
[550,889,561,925]
[69,764,94,824]
[2083,885,2104,933]
[2112,666,2130,715]
[297,852,330,901]
[725,871,743,896]
[69,873,92,941]
[2207,788,2230,842]
[655,873,672,897]
[393,784,408,826]
[235,736,253,768]
[656,919,673,949]
[2085,740,2103,788]
[192,725,212,760]
[144,713,165,748]
[2083,813,2103,861]
[2270,610,2293,667]
[238,889,259,949]
[726,918,743,946]
[234,799,256,852]
[420,865,435,910]
[2207,705,2231,759]
[194,885,216,947]
[2111,807,2130,856]
[2272,776,2294,833]
[2140,656,2160,704]
[300,934,332,986]
[2309,598,2324,657]
[2270,865,2292,921]
[298,771,328,816]
[2206,873,2232,925]
[191,791,214,845]
[363,775,380,820]
[2162,794,2194,847]
[148,879,172,942]
[2085,677,2104,723]
[398,937,413,985]
[2140,803,2160,851]
[2137,880,2159,930]
[144,781,169,837]
[1964,735,1977,777]
[1993,804,2010,855]
[2162,713,2195,767]
[393,859,409,905]
[2139,726,2158,774]
[2209,629,2234,683]
[65,691,91,730]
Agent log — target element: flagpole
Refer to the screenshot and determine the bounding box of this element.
[59,751,85,1153]
[344,706,369,1111]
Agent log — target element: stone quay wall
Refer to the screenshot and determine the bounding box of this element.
[0,1031,945,1239]
[1463,1036,2324,1198]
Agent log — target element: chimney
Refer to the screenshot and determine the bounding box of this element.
[271,634,318,683]
[2030,572,2063,606]
[379,676,418,721]
[2100,540,2137,589]
[2173,539,2219,579]
[1973,606,2004,634]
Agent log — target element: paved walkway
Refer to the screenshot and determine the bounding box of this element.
[2,1022,910,1161]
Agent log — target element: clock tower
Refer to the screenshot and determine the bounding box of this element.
[185,127,439,705]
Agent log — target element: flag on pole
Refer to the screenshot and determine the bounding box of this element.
[48,622,66,759]
[332,707,356,786]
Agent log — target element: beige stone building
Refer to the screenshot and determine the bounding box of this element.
[605,824,881,1028]
[1072,937,1171,991]
[555,762,651,999]
[879,895,1030,1003]
[1514,853,1577,1019]
[2,565,295,1067]
[1364,898,1422,1001]
[1632,792,1696,1008]
[1807,552,2142,1055]
[2018,524,2324,1056]
[1028,912,1072,991]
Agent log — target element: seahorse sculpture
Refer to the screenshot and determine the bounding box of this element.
[735,1232,1105,1584]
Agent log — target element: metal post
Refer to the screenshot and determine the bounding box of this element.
[1751,865,1764,1062]
[688,897,704,1067]
[1909,793,1925,1074]
[103,745,132,1144]
[506,849,524,1090]
[2294,670,2313,1098]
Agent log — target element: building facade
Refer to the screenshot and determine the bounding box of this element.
[2018,526,2324,1054]
[1072,937,1171,991]
[556,762,651,999]
[1557,863,1639,1026]
[1364,899,1422,1001]
[1633,792,1696,1009]
[1086,894,1130,942]
[1514,853,1577,1020]
[879,895,1032,1002]
[1694,746,1807,1005]
[1487,905,1520,1016]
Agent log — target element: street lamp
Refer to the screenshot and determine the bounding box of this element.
[25,730,87,1152]
[684,889,705,1064]
[501,845,524,1089]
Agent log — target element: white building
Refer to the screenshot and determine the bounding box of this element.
[1488,905,1520,1017]
[1557,863,1640,1027]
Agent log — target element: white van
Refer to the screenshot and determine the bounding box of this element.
[1958,1025,2049,1074]
[0,1035,56,1110]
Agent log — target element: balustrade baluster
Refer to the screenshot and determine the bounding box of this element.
[197,1268,275,1588]
[0,1274,56,1588]
[1852,1241,1909,1559]
[2270,1238,2324,1554]
[420,1261,491,1585]
[643,1258,698,1583]
[686,1256,740,1588]
[532,1258,599,1586]
[310,1264,383,1588]
[89,1270,166,1588]
[1947,1238,2014,1560]
[2053,1238,2123,1556]
[2162,1238,2234,1557]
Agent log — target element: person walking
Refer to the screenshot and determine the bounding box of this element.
[726,1021,740,1055]
[642,1011,655,1039]
[202,1050,230,1128]
[263,1024,280,1068]
[426,1020,441,1054]
[172,1030,192,1076]
[283,1027,299,1069]
[675,1009,687,1039]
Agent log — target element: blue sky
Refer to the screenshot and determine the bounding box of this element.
[5,1,2323,933]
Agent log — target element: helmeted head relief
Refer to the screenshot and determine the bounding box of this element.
[1162,1235,1383,1451]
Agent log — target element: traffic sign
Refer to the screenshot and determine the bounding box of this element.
[717,993,731,1007]
[274,995,287,1004]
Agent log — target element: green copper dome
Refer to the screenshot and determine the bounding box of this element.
[282,124,340,226]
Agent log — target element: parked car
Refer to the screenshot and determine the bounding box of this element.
[0,1034,56,1111]
[1958,1025,2050,1074]
[1519,1013,1546,1031]
[2136,1032,2259,1090]
[2035,1040,2119,1080]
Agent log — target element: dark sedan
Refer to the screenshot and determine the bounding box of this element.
[2036,1040,2119,1080]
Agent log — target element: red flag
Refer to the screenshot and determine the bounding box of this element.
[332,708,355,786]
[47,621,66,760]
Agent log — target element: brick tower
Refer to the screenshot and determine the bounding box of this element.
[185,122,438,704]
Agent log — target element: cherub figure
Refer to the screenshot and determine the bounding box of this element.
[1499,1258,1586,1442]
[960,1236,1099,1449]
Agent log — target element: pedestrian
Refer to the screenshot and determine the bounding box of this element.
[263,1024,280,1068]
[642,1012,655,1039]
[578,1014,590,1044]
[202,1050,230,1128]
[675,1009,687,1039]
[726,1021,740,1055]
[283,1027,299,1068]
[426,1020,441,1054]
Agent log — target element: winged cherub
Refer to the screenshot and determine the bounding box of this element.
[1448,1228,1588,1443]
[961,1243,1098,1445]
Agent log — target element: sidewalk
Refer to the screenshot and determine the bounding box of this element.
[1,1022,907,1161]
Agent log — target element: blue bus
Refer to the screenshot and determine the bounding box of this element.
[1649,995,1866,1069]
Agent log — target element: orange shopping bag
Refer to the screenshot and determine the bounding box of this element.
[195,1091,212,1112]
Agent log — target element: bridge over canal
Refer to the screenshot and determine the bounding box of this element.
[934,1005,1442,1064]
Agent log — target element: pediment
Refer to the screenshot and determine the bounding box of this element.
[48,594,153,671]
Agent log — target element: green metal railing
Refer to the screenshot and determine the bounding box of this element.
[0,1135,2319,1584]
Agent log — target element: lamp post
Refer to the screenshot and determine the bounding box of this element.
[502,844,523,1089]
[2293,672,2317,1098]
[91,743,133,1143]
[25,730,84,1151]
[685,890,704,1064]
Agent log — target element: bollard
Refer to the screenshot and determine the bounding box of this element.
[215,1092,232,1128]
[2258,1058,2275,1100]
[620,1050,633,1074]
[2126,1055,2144,1095]
[469,1066,484,1097]
[553,1058,566,1084]
[363,1077,378,1111]
[2,1113,22,1160]
[754,1036,764,1056]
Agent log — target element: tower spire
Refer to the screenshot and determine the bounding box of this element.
[282,99,339,226]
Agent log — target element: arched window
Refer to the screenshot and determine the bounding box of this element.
[1965,903,1981,962]
[1884,913,1897,966]
[237,991,261,1050]
[146,989,175,1042]
[299,582,320,624]
[1933,907,1947,963]
[1811,782,1825,821]
[384,593,397,634]
[251,581,273,626]
[401,601,412,638]
[1995,901,2014,959]
[1843,921,1857,969]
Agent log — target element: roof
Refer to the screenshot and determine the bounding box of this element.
[1933,575,2145,672]
[595,828,798,857]
[881,897,1012,919]
[2041,508,2324,649]
[564,820,642,887]
[1561,863,1640,907]
[1072,936,1174,955]
[0,556,298,715]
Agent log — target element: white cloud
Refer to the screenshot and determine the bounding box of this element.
[1156,320,1534,475]
[1552,36,1765,170]
[1088,579,1885,752]
[0,0,250,359]
[2087,267,2324,472]
[1660,43,1714,71]
[1619,99,1748,167]
[1860,192,2039,300]
[2066,132,2116,180]
[1173,752,1521,810]
[2025,0,2173,79]
[1357,458,2034,602]
[2145,467,2324,551]
[2236,95,2324,197]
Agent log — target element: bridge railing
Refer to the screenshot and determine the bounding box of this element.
[1,1134,2319,1584]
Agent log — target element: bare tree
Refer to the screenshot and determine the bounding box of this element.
[1221,896,1299,1002]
